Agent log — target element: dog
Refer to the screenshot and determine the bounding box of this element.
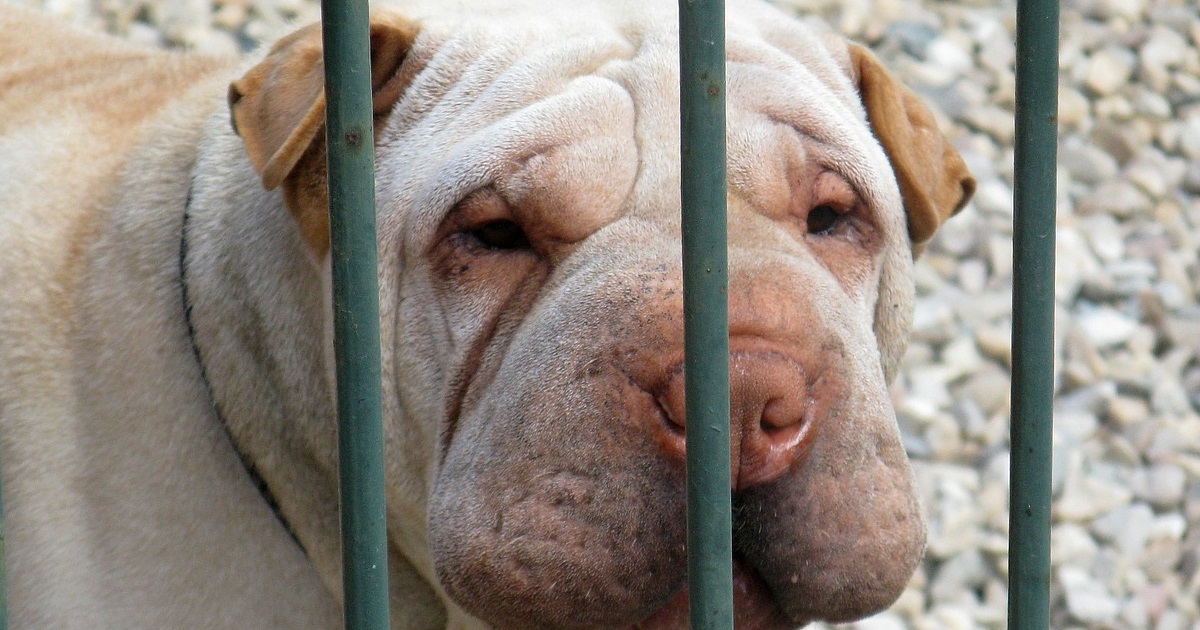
[0,0,974,627]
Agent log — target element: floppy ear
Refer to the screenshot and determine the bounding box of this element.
[227,11,420,256]
[848,44,975,254]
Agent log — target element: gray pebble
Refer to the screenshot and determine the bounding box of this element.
[1085,46,1138,95]
[1058,566,1121,624]
[1091,502,1155,556]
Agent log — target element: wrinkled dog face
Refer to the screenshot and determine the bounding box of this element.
[231,1,973,627]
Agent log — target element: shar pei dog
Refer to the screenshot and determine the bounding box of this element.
[0,0,973,627]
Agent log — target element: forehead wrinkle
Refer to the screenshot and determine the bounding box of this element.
[380,2,900,262]
[404,76,636,236]
[743,15,861,111]
[386,30,494,133]
[594,16,875,227]
[726,58,897,216]
[729,117,867,195]
[378,26,638,247]
[597,26,683,225]
[389,23,634,140]
[440,36,634,135]
[728,61,858,148]
[722,2,863,123]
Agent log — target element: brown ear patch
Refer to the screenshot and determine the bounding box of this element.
[228,23,328,192]
[849,44,975,252]
[228,11,421,257]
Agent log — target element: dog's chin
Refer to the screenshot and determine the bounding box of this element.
[632,561,801,630]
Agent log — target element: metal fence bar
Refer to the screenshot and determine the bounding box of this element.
[679,1,733,628]
[320,1,391,628]
[1008,0,1059,626]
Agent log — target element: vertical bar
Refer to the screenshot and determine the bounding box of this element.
[1009,0,1058,626]
[679,1,733,629]
[320,2,391,629]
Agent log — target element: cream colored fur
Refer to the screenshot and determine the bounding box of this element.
[0,1,971,628]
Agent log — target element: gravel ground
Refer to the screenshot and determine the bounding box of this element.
[11,0,1200,627]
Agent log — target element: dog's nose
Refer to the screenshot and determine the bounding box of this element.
[656,348,814,490]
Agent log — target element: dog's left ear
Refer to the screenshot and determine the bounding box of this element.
[228,11,419,256]
[848,44,975,254]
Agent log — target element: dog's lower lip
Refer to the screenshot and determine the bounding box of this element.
[632,560,796,630]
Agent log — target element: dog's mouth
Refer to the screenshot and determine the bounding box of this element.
[632,559,800,630]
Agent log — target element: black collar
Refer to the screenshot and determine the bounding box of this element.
[179,181,302,548]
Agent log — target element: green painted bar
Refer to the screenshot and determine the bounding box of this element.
[678,1,733,628]
[1009,0,1059,626]
[320,1,391,628]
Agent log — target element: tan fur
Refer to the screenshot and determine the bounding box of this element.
[0,6,344,628]
[1,2,972,628]
[228,12,420,257]
[848,44,976,249]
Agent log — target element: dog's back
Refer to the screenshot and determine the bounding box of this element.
[0,8,310,627]
[0,4,235,301]
[0,4,236,320]
[0,5,234,406]
[0,6,231,133]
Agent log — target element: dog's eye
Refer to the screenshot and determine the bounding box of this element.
[806,204,842,235]
[467,220,530,250]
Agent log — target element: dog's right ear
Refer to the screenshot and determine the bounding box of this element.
[227,11,419,255]
[847,44,975,256]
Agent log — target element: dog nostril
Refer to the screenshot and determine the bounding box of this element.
[760,398,791,431]
[759,397,804,431]
[657,396,685,435]
[655,368,688,435]
[758,397,809,451]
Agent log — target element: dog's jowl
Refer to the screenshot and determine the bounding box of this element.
[0,1,973,628]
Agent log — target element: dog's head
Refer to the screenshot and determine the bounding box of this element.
[227,2,973,627]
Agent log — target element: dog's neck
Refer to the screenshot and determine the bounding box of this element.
[180,119,462,625]
[179,179,303,550]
